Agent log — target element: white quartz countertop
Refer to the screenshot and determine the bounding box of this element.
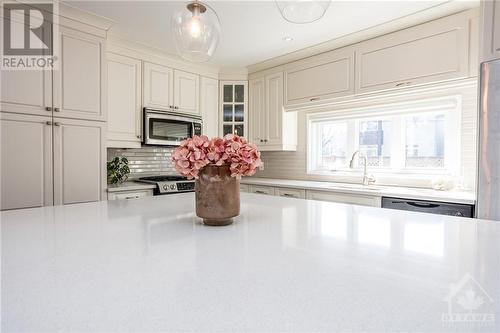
[107,181,156,192]
[241,177,476,205]
[2,193,498,332]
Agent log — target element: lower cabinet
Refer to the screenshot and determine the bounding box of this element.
[306,190,381,207]
[0,113,106,210]
[0,114,53,210]
[53,118,106,205]
[242,183,381,207]
[108,189,153,200]
[248,185,275,196]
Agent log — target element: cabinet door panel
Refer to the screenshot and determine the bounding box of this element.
[0,114,53,210]
[200,77,219,138]
[107,53,142,147]
[356,16,468,94]
[481,0,500,62]
[53,27,105,120]
[285,49,354,107]
[249,78,265,146]
[53,119,105,205]
[143,62,173,109]
[174,70,199,113]
[266,72,283,146]
[306,190,381,207]
[276,187,306,199]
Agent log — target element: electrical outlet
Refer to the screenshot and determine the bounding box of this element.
[259,161,265,171]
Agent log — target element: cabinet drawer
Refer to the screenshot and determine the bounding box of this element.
[284,49,354,108]
[240,184,250,192]
[108,189,153,200]
[249,185,275,196]
[356,15,469,94]
[306,190,381,207]
[275,187,306,199]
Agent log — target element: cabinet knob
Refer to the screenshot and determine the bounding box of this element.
[137,135,142,139]
[260,139,263,143]
[174,106,179,109]
[45,106,52,111]
[54,107,60,112]
[54,122,61,127]
[45,121,52,125]
[310,97,320,102]
[395,81,412,87]
[169,105,174,109]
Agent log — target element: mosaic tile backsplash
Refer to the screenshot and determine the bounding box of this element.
[107,147,178,179]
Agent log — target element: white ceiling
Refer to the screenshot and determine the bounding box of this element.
[65,1,475,67]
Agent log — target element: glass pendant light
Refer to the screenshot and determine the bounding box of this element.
[171,1,221,62]
[276,0,331,24]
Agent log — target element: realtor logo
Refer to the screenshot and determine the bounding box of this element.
[1,1,58,69]
[442,273,495,328]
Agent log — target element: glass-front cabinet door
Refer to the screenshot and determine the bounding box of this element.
[220,81,248,137]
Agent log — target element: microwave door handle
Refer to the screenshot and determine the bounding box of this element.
[192,122,196,137]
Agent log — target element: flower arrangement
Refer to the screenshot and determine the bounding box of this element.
[172,134,262,179]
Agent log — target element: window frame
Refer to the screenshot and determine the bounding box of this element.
[307,95,462,179]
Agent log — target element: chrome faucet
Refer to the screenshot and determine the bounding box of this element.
[349,150,376,186]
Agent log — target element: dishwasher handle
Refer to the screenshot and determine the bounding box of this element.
[393,201,441,209]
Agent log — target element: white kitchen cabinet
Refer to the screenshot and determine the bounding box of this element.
[174,70,199,114]
[249,77,265,146]
[200,77,219,138]
[249,73,297,151]
[107,53,142,148]
[220,81,247,137]
[249,185,275,196]
[107,189,153,200]
[355,15,469,94]
[480,0,500,62]
[53,26,106,121]
[143,62,174,110]
[0,114,53,210]
[284,48,355,108]
[275,187,306,199]
[306,190,381,207]
[53,118,106,205]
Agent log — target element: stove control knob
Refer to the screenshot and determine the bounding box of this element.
[163,185,168,191]
[170,184,176,190]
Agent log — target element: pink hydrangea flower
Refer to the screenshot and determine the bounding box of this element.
[172,134,262,179]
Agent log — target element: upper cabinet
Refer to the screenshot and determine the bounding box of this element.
[53,26,106,121]
[220,81,247,137]
[107,53,142,148]
[200,77,219,138]
[143,62,200,114]
[143,62,174,110]
[355,14,469,94]
[249,72,297,151]
[174,70,199,114]
[481,0,500,62]
[284,48,355,108]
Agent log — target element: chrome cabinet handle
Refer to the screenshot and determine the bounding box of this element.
[54,122,61,127]
[174,106,179,109]
[282,193,295,197]
[125,196,139,199]
[137,135,142,139]
[45,121,52,125]
[45,106,52,111]
[54,107,60,112]
[395,81,412,87]
[254,190,266,194]
[310,97,320,102]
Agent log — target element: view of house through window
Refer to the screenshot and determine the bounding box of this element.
[308,97,460,176]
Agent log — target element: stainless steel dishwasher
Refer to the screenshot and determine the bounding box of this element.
[381,197,474,218]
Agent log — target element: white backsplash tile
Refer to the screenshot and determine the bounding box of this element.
[108,147,177,179]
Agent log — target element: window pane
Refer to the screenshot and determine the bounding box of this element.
[235,85,244,102]
[234,124,244,136]
[319,122,348,169]
[223,85,233,103]
[223,125,233,136]
[359,120,392,167]
[223,104,233,121]
[234,104,244,122]
[405,113,445,168]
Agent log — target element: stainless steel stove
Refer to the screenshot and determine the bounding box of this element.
[136,175,195,195]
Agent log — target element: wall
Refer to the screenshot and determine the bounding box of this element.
[256,80,478,191]
[108,147,176,179]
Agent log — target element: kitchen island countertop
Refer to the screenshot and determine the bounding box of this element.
[1,193,498,332]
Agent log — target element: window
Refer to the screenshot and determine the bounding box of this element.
[308,96,461,177]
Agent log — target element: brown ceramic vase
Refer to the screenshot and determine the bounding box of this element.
[195,164,240,226]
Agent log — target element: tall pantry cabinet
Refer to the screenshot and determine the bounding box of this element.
[0,7,110,210]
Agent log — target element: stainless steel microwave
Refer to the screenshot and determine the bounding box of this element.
[143,108,202,146]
